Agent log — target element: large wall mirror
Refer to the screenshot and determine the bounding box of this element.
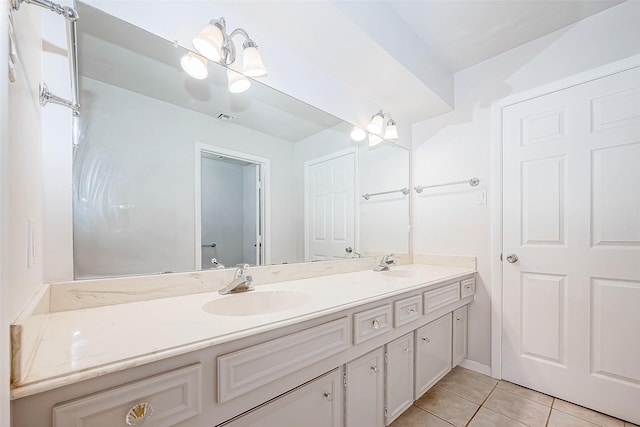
[73,2,410,279]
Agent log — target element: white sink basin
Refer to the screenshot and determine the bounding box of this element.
[382,269,423,279]
[202,291,311,316]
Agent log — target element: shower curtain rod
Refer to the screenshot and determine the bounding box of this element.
[11,0,80,143]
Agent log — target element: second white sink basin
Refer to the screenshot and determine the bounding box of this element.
[202,291,311,316]
[382,269,423,279]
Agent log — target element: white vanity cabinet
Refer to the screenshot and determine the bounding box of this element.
[11,273,476,427]
[221,368,344,427]
[384,333,414,425]
[345,348,385,427]
[453,305,468,367]
[414,313,453,399]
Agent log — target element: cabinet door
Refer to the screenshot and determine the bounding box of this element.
[453,305,468,367]
[414,313,452,399]
[385,333,414,425]
[345,348,385,427]
[223,368,343,427]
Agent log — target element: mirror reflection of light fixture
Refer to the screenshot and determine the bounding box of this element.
[227,67,251,93]
[350,126,367,142]
[181,17,267,92]
[368,133,383,147]
[180,52,209,79]
[349,110,399,146]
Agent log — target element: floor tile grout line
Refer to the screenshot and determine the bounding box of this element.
[464,381,499,426]
[412,403,456,426]
[544,398,555,426]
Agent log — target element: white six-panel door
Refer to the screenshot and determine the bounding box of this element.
[305,150,356,261]
[502,66,640,424]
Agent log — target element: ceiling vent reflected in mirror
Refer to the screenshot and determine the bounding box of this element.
[181,17,267,94]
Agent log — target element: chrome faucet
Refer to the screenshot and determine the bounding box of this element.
[219,264,254,295]
[374,254,396,272]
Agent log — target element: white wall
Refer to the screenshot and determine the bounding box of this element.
[74,78,296,278]
[412,1,640,371]
[7,5,43,323]
[1,2,11,425]
[358,143,410,256]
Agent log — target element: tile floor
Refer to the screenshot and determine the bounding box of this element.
[390,366,637,427]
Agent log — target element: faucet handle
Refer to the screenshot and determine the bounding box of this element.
[235,263,250,274]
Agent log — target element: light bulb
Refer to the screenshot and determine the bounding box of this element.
[383,121,399,140]
[350,127,366,142]
[367,112,384,134]
[242,42,267,77]
[180,52,208,79]
[192,23,224,62]
[228,68,251,93]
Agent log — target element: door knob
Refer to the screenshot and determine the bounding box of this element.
[506,254,519,264]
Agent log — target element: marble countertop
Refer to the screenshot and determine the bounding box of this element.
[11,263,474,399]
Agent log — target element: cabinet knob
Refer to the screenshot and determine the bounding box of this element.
[371,365,379,373]
[407,308,415,314]
[372,319,380,330]
[465,284,472,289]
[323,392,333,401]
[125,402,154,426]
[422,337,431,343]
[403,347,410,353]
[456,317,463,321]
[506,254,519,263]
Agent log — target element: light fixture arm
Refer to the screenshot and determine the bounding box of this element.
[209,17,256,66]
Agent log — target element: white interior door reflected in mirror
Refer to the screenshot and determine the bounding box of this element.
[195,144,269,270]
[304,149,357,261]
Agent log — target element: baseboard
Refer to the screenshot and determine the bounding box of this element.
[458,359,494,377]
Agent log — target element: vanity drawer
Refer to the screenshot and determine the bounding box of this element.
[461,277,476,298]
[353,304,392,344]
[423,282,460,314]
[53,364,202,427]
[394,295,422,327]
[218,317,350,403]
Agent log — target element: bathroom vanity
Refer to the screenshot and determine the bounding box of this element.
[10,262,475,426]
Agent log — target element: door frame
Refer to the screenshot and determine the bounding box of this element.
[489,54,640,379]
[303,147,359,262]
[195,143,271,269]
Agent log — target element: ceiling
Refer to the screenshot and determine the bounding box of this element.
[202,0,625,126]
[389,0,626,72]
[84,0,626,131]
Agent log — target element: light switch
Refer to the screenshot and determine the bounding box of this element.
[476,190,487,205]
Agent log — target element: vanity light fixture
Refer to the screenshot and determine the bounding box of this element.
[349,110,399,146]
[181,17,267,93]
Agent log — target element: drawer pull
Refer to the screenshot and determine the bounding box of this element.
[371,365,379,373]
[323,392,333,401]
[422,337,431,343]
[403,347,410,353]
[125,402,154,426]
[372,319,380,330]
[465,284,471,289]
[407,308,416,314]
[456,317,463,321]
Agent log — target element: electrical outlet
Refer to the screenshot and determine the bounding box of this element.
[27,217,35,269]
